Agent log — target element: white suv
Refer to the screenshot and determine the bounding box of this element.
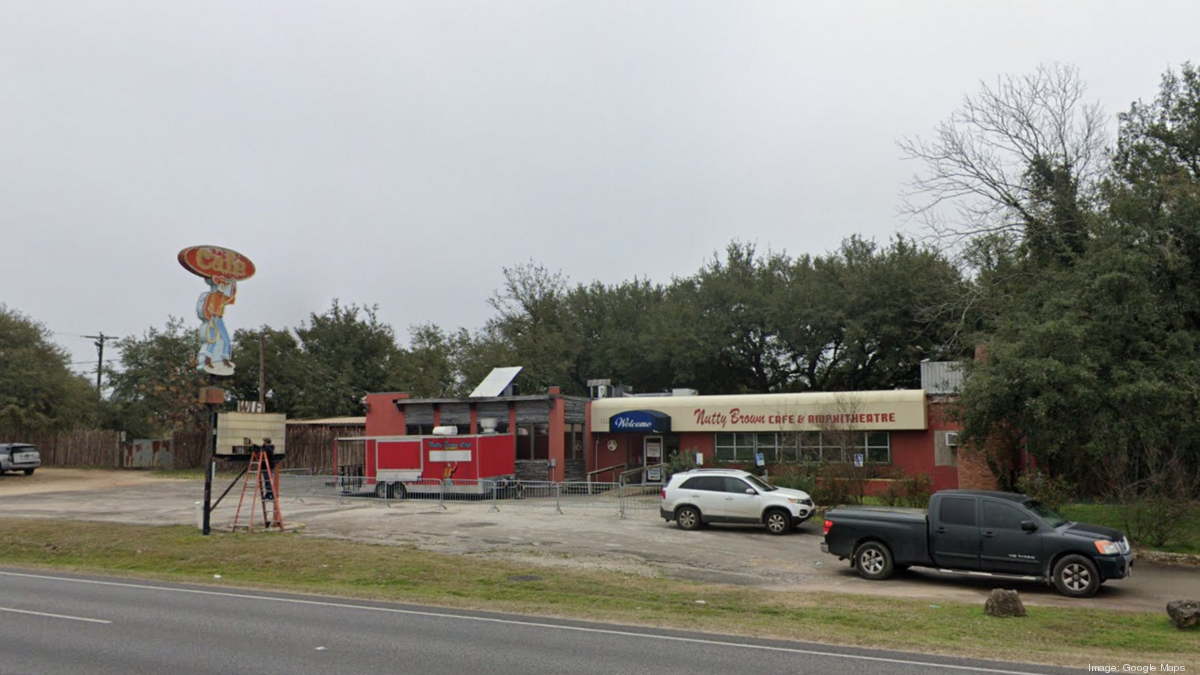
[660,468,816,535]
[0,443,41,476]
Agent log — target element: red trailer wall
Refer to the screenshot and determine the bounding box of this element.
[478,434,517,478]
[423,436,477,480]
[420,434,517,481]
[377,440,421,471]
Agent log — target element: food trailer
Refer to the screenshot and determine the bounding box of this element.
[335,431,517,499]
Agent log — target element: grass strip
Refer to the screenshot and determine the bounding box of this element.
[2,519,1195,669]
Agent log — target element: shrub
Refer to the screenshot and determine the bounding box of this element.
[878,468,933,508]
[1015,471,1075,511]
[764,462,818,494]
[1121,496,1198,548]
[664,448,698,479]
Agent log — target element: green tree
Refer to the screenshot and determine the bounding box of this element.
[390,323,466,398]
[286,300,406,418]
[226,326,308,415]
[105,317,208,437]
[481,262,576,394]
[0,305,97,431]
[564,278,668,393]
[955,64,1200,494]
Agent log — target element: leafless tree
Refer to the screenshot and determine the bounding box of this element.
[898,63,1108,253]
[814,395,879,505]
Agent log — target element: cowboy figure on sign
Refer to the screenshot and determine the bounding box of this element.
[197,275,237,375]
[177,246,256,377]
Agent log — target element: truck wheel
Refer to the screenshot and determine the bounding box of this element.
[854,542,895,580]
[675,506,702,531]
[374,482,388,499]
[764,509,791,535]
[387,482,407,500]
[1052,554,1100,598]
[24,468,35,476]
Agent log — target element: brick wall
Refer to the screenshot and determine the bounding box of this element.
[957,432,1015,490]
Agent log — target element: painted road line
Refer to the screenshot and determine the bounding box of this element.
[0,606,111,624]
[0,570,1054,675]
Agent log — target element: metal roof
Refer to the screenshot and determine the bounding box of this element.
[920,361,965,395]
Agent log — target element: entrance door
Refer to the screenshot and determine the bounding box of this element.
[643,436,663,482]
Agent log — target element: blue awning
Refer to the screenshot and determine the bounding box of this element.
[609,410,671,434]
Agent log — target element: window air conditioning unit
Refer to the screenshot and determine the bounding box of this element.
[945,431,960,447]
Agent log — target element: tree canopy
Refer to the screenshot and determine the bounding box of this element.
[0,305,97,432]
[940,63,1200,495]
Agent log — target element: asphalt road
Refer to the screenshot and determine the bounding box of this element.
[0,568,1082,675]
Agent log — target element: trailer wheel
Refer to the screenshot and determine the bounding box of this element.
[387,482,408,500]
[854,541,895,581]
[374,481,388,499]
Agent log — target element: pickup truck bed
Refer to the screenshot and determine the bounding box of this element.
[820,506,933,566]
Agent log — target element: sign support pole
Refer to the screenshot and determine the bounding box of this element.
[200,386,224,536]
[203,402,215,535]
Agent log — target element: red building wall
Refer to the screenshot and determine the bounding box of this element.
[365,393,407,436]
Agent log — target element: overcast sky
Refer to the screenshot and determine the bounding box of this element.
[2,1,1197,374]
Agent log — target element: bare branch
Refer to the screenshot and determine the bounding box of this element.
[898,63,1108,253]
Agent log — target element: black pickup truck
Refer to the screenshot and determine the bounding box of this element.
[821,489,1134,598]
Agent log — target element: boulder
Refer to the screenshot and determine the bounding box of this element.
[1166,600,1200,630]
[985,589,1027,618]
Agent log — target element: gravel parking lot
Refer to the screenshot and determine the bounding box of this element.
[2,468,1194,612]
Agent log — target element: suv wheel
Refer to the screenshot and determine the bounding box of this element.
[1052,554,1100,598]
[675,505,702,531]
[764,509,791,535]
[854,541,895,580]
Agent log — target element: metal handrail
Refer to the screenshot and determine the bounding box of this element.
[619,462,666,485]
[590,458,628,480]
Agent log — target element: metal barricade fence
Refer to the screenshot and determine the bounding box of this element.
[311,473,666,518]
[276,468,315,503]
[619,482,664,511]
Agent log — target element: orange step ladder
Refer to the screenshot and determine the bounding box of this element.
[231,449,285,533]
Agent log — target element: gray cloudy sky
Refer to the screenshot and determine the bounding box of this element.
[1,1,1197,373]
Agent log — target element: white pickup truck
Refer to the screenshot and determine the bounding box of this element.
[0,443,41,475]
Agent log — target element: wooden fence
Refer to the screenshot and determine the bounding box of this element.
[2,424,358,472]
[0,429,122,468]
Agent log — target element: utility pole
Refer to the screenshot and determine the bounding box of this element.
[259,331,266,411]
[82,333,114,397]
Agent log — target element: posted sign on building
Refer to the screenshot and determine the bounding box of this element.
[592,391,927,433]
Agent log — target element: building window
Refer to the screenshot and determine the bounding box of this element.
[863,431,891,464]
[714,433,756,462]
[716,431,891,464]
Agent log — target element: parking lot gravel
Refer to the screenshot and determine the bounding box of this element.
[2,468,1194,612]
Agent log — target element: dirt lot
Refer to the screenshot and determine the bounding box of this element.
[2,468,1195,612]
